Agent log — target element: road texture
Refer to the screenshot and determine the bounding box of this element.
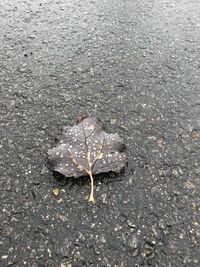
[0,0,200,266]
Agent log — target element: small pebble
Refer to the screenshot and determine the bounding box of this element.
[52,188,60,197]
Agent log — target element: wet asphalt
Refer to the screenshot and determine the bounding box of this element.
[0,0,200,266]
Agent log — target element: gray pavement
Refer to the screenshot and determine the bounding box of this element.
[0,0,200,266]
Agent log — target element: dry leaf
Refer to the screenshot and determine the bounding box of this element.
[48,117,127,202]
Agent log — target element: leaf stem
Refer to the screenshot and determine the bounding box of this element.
[88,171,95,203]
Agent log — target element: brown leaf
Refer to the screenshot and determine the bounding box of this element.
[48,117,127,202]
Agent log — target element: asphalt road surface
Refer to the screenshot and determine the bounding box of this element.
[0,0,200,266]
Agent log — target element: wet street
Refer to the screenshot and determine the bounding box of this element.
[0,0,200,266]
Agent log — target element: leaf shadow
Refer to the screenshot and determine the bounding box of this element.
[52,168,126,190]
